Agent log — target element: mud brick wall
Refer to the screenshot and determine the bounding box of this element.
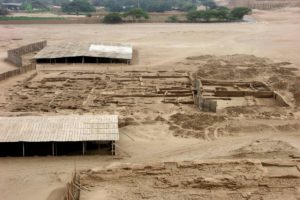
[7,41,47,67]
[195,79,217,112]
[198,97,217,112]
[215,90,274,98]
[0,63,36,82]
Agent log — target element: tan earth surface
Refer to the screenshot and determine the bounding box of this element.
[0,8,300,200]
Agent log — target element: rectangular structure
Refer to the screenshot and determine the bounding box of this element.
[195,79,289,112]
[0,115,119,156]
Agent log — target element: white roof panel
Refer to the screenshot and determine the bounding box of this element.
[34,42,132,60]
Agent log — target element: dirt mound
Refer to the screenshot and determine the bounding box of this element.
[186,55,214,60]
[225,139,299,159]
[193,54,293,80]
[276,123,300,132]
[223,106,257,117]
[268,75,289,90]
[224,120,300,135]
[154,115,167,122]
[168,113,226,139]
[225,123,274,133]
[169,113,226,130]
[80,160,300,200]
[119,117,139,128]
[223,106,294,120]
[188,54,270,64]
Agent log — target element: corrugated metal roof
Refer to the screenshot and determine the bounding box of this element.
[0,115,119,142]
[33,42,132,60]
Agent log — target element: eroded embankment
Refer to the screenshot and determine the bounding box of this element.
[80,159,300,200]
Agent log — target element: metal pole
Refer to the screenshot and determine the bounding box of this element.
[55,142,57,155]
[22,142,25,157]
[82,142,85,156]
[52,142,55,156]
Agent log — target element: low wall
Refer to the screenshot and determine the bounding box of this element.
[7,41,47,67]
[215,90,274,98]
[198,96,217,112]
[0,63,36,82]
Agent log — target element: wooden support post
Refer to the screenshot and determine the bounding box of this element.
[22,142,25,157]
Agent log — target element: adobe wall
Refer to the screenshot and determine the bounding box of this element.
[0,63,36,82]
[195,79,217,112]
[7,41,47,67]
[215,90,274,98]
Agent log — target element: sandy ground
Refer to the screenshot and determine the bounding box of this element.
[0,8,300,73]
[0,8,300,200]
